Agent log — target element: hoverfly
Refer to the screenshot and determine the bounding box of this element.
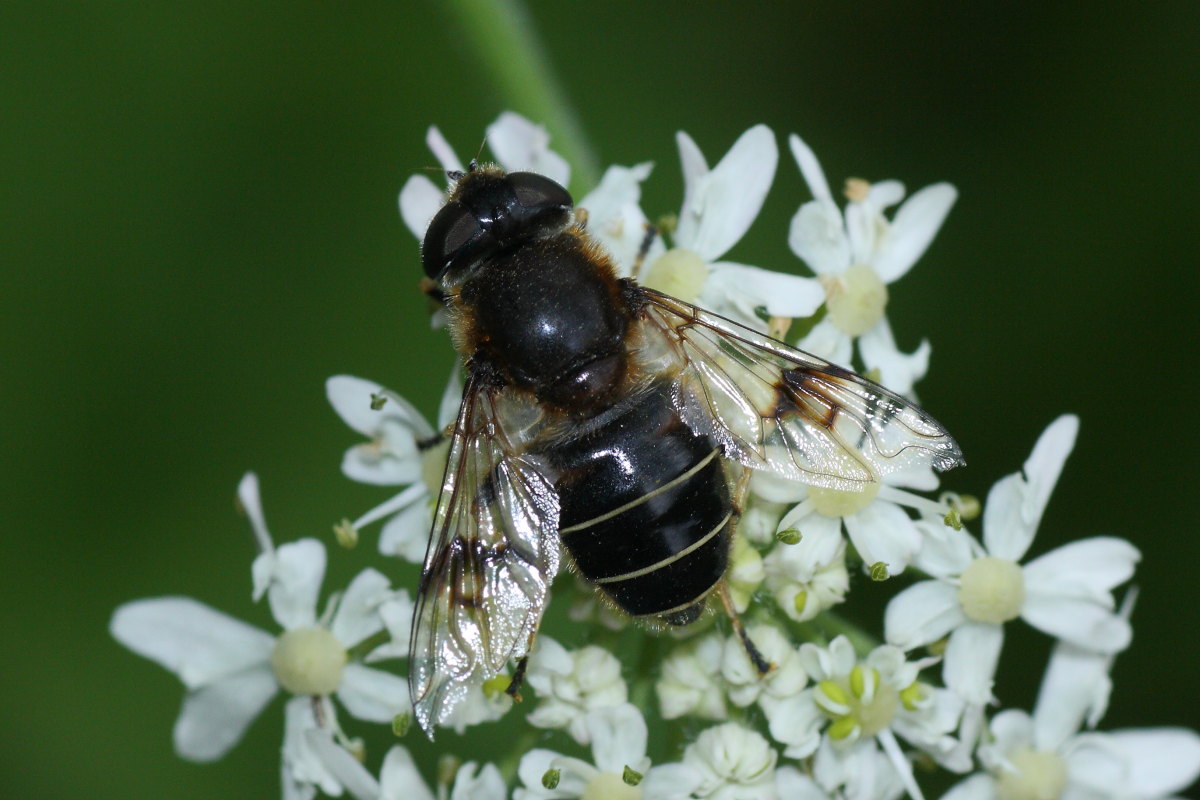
[407,164,964,735]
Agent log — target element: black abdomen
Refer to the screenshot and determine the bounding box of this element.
[546,381,731,618]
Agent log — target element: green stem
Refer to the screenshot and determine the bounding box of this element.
[497,725,542,785]
[442,0,603,193]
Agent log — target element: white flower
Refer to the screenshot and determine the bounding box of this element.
[940,623,1200,800]
[525,636,629,744]
[309,738,506,800]
[885,416,1140,706]
[327,372,459,561]
[438,675,515,734]
[657,633,729,721]
[682,721,780,800]
[764,458,947,579]
[398,112,570,242]
[794,740,906,800]
[787,134,956,395]
[577,161,661,274]
[631,125,824,330]
[761,514,849,622]
[110,473,409,798]
[727,534,766,613]
[720,624,807,715]
[515,704,702,800]
[768,637,966,800]
[965,710,1200,800]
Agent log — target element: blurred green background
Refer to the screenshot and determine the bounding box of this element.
[3,1,1198,797]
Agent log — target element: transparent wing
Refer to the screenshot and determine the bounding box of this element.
[407,372,559,736]
[634,288,964,491]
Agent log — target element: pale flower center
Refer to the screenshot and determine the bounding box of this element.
[809,479,880,518]
[816,666,902,739]
[643,248,708,303]
[995,747,1068,800]
[421,437,452,497]
[270,626,346,696]
[582,772,642,800]
[823,263,888,336]
[957,556,1025,623]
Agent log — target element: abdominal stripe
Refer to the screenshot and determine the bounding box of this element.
[558,447,719,534]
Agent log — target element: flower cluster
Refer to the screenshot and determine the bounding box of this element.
[111,113,1200,800]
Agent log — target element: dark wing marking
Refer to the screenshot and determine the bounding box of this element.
[633,288,964,491]
[408,371,559,735]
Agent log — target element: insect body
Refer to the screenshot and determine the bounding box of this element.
[408,165,964,734]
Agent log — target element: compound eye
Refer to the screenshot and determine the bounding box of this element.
[421,201,481,281]
[506,172,573,213]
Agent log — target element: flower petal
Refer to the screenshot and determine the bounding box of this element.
[516,748,577,799]
[797,318,853,367]
[329,568,391,648]
[884,580,966,650]
[845,500,923,576]
[173,665,278,762]
[1020,591,1131,652]
[378,493,434,562]
[641,762,706,800]
[944,621,1004,705]
[703,261,825,321]
[1023,537,1140,602]
[327,375,435,442]
[867,179,906,211]
[340,441,419,486]
[364,591,415,663]
[398,174,445,241]
[487,112,570,188]
[981,473,1033,562]
[380,745,436,800]
[306,731,383,800]
[282,696,343,797]
[788,133,834,206]
[450,762,506,800]
[237,472,274,555]
[940,773,997,800]
[767,692,823,758]
[882,462,940,492]
[1021,414,1079,533]
[336,663,410,722]
[845,200,882,267]
[437,366,465,430]
[912,518,978,578]
[873,182,957,283]
[675,125,777,261]
[261,538,326,630]
[587,703,648,774]
[110,596,274,688]
[773,765,833,800]
[858,318,930,397]
[426,125,464,174]
[982,709,1035,768]
[788,200,851,276]
[1108,728,1200,798]
[577,162,659,275]
[1033,642,1114,750]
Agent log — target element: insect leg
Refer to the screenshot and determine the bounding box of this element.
[505,655,529,702]
[718,582,772,676]
[720,465,773,676]
[418,276,450,307]
[630,222,660,281]
[505,616,543,703]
